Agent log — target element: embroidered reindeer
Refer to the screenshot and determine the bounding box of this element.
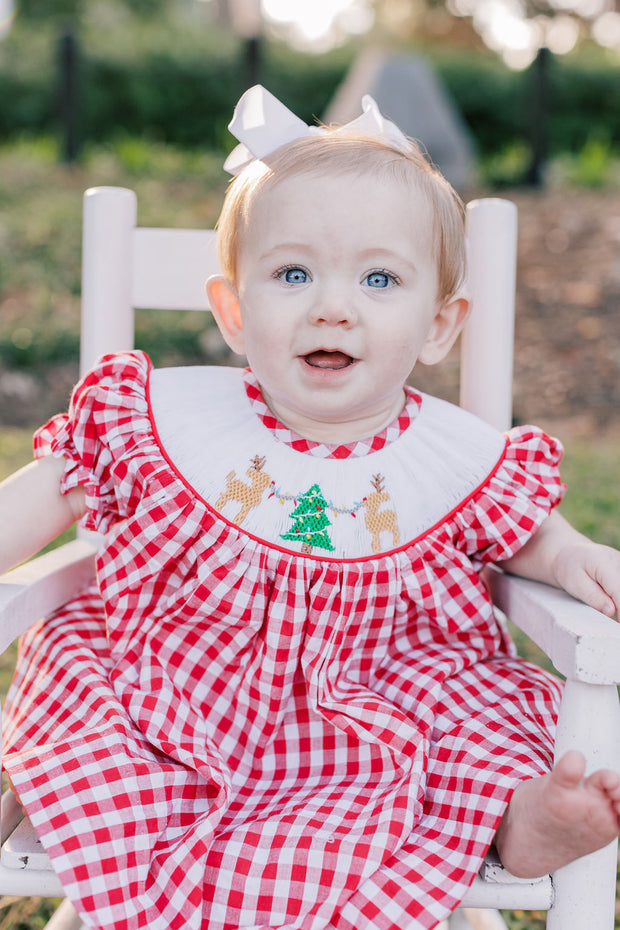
[215,455,273,525]
[362,474,400,554]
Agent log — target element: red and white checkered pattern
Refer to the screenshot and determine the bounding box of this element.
[244,370,419,460]
[4,352,564,930]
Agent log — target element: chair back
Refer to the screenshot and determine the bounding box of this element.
[80,187,518,431]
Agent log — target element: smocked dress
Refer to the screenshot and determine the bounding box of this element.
[3,351,565,930]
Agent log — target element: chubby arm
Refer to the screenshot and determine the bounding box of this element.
[0,456,86,574]
[498,509,620,618]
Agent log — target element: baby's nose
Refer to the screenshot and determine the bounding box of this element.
[309,286,357,326]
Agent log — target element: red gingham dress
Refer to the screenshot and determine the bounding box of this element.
[3,351,566,930]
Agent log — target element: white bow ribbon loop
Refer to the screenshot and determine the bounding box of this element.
[224,85,410,176]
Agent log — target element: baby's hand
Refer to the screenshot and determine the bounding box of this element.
[498,511,619,618]
[552,540,620,619]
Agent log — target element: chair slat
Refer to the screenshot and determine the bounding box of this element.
[132,227,217,311]
[2,815,52,871]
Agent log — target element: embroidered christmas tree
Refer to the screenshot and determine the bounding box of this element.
[280,483,335,554]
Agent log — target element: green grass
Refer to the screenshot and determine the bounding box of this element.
[559,439,620,550]
[0,428,34,480]
[0,134,226,373]
[0,897,63,930]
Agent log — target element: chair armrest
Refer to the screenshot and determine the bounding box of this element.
[484,566,620,684]
[0,540,97,654]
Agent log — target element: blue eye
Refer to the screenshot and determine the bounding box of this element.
[366,271,391,289]
[280,267,308,285]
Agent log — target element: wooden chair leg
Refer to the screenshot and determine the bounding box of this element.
[43,899,86,930]
[548,678,620,930]
[547,842,618,930]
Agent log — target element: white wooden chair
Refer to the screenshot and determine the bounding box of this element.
[1,186,619,930]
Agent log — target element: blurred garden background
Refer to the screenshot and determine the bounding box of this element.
[0,0,620,927]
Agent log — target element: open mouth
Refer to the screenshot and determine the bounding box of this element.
[303,350,356,370]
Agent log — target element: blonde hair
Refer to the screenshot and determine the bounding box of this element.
[216,131,466,305]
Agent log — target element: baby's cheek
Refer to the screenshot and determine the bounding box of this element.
[383,338,420,370]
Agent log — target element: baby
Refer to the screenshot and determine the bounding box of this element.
[1,86,620,930]
[206,87,620,883]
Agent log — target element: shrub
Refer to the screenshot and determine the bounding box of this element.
[1,13,620,164]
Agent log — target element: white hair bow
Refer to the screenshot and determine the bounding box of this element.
[224,84,410,176]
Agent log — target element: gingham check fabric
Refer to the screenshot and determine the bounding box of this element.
[244,371,417,460]
[4,352,565,930]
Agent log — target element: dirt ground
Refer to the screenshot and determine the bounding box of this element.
[2,187,619,442]
[417,187,620,440]
[515,188,620,433]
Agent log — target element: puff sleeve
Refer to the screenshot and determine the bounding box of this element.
[451,425,566,567]
[33,352,155,534]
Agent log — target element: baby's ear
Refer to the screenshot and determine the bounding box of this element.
[206,275,246,355]
[418,294,471,366]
